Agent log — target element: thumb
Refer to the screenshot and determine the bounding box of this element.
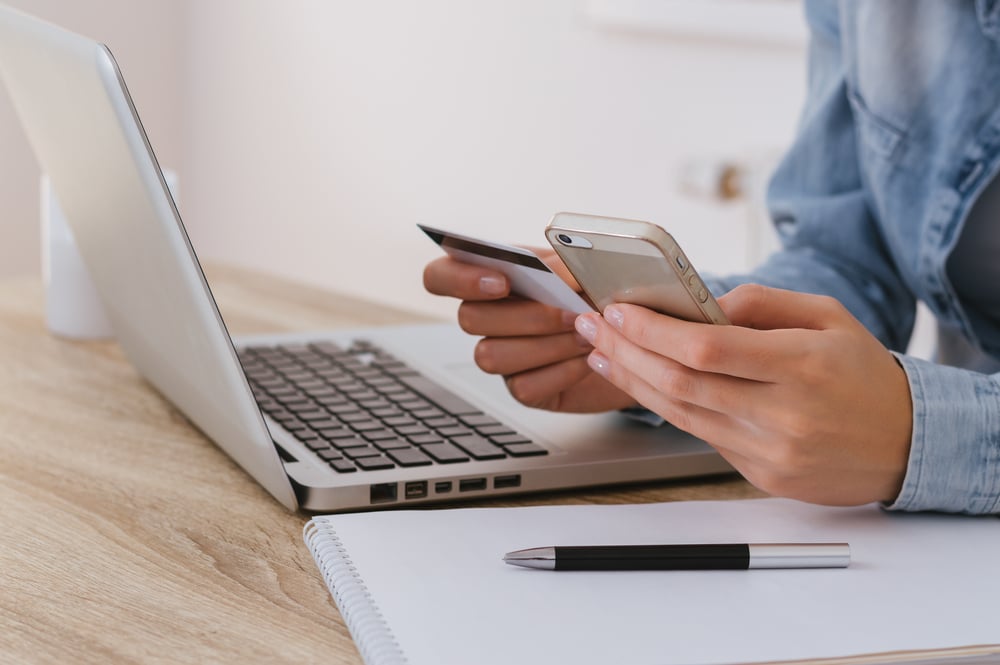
[719,284,847,331]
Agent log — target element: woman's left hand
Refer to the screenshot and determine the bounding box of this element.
[574,284,913,506]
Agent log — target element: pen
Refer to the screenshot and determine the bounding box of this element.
[502,543,851,571]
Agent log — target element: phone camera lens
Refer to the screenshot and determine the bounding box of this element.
[557,234,572,245]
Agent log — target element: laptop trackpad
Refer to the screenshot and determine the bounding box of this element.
[440,362,702,458]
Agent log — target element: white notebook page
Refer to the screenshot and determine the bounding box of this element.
[307,498,1000,665]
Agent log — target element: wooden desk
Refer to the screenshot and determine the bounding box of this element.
[0,265,762,664]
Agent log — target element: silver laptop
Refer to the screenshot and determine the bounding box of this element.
[0,6,729,512]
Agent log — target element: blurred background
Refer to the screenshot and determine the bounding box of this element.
[0,0,807,319]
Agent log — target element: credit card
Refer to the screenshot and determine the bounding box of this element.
[419,223,592,314]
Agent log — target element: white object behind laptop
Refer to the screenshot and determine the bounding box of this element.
[41,169,178,339]
[0,5,729,512]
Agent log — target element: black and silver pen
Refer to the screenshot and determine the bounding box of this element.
[503,543,850,571]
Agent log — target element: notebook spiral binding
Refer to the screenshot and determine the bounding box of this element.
[304,517,408,665]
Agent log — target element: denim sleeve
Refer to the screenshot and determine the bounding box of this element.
[701,0,916,352]
[882,354,1000,514]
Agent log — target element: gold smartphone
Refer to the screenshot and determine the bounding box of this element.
[545,212,729,325]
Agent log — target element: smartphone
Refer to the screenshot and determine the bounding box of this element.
[544,212,729,325]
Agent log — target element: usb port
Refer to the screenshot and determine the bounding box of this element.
[405,481,428,500]
[459,477,487,492]
[494,474,521,489]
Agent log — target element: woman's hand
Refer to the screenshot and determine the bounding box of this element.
[423,249,636,413]
[575,283,913,506]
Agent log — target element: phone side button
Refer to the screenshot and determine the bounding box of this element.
[697,288,709,303]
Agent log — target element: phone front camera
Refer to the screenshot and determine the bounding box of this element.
[557,234,572,245]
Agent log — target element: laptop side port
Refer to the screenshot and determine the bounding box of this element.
[494,474,521,489]
[404,481,428,500]
[370,482,398,504]
[459,477,487,492]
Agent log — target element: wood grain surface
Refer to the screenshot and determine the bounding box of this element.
[0,265,761,664]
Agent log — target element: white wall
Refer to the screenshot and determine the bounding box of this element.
[0,2,806,319]
[179,1,806,318]
[0,0,184,279]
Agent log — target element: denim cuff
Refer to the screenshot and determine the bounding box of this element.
[885,352,1000,514]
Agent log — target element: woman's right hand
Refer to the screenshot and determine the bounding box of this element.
[422,248,638,413]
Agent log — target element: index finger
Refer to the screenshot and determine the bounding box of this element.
[601,303,815,382]
[423,256,510,301]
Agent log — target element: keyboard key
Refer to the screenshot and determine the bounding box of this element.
[361,429,401,441]
[254,378,289,390]
[333,381,366,393]
[476,424,516,436]
[386,390,419,403]
[355,456,396,471]
[316,426,355,440]
[383,415,417,427]
[329,437,371,450]
[459,414,503,427]
[344,446,384,459]
[308,418,344,430]
[326,402,362,415]
[421,442,470,464]
[348,420,386,432]
[369,407,404,419]
[296,379,327,391]
[397,375,483,416]
[301,437,328,452]
[316,448,345,461]
[410,408,445,420]
[438,426,473,438]
[358,399,393,410]
[339,412,374,423]
[315,394,349,406]
[387,448,433,467]
[304,386,341,398]
[398,399,433,411]
[329,459,357,473]
[394,425,431,436]
[423,416,458,428]
[281,419,311,432]
[408,433,444,446]
[490,434,532,446]
[503,442,548,457]
[345,390,380,402]
[451,435,507,460]
[281,398,317,410]
[373,438,413,451]
[374,382,408,395]
[380,363,418,377]
[308,341,345,355]
[296,410,333,421]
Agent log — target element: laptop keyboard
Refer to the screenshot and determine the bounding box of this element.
[237,340,548,474]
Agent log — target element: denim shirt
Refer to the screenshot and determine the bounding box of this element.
[705,0,1000,514]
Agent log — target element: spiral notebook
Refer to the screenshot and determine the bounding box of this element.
[303,498,1000,665]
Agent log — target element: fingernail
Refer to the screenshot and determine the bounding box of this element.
[479,275,506,296]
[588,351,610,377]
[605,305,624,330]
[575,315,598,343]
